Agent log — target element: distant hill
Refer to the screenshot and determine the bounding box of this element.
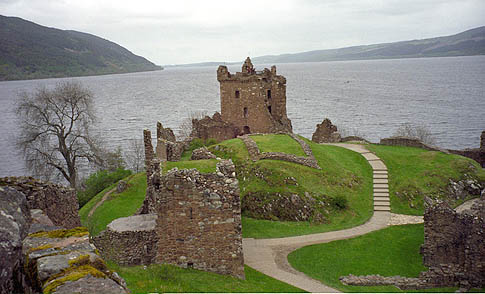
[0,15,162,81]
[251,26,485,64]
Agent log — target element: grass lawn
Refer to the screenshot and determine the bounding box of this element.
[251,134,307,156]
[211,136,374,239]
[164,158,218,174]
[107,263,305,293]
[84,172,147,236]
[368,144,485,215]
[288,224,457,292]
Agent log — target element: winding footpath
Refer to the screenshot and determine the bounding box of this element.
[242,143,392,292]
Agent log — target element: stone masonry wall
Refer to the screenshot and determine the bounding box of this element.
[0,177,81,229]
[448,131,485,167]
[379,136,444,152]
[144,160,245,279]
[312,118,341,143]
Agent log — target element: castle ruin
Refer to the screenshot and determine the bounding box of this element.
[192,57,292,141]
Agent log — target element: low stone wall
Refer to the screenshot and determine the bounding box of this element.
[448,148,484,168]
[191,147,216,160]
[0,177,81,229]
[239,134,321,169]
[379,136,445,152]
[93,214,159,266]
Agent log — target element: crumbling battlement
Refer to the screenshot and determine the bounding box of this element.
[0,176,81,229]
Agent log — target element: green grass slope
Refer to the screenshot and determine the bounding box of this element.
[210,135,374,238]
[108,263,304,293]
[368,144,485,215]
[0,15,161,81]
[288,224,457,292]
[251,134,307,156]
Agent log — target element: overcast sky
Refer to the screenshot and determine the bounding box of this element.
[1,0,484,65]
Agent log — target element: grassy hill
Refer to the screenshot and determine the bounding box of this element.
[79,136,484,293]
[0,15,162,81]
[251,26,485,63]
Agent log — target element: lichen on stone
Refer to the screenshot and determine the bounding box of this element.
[43,265,106,294]
[28,226,88,239]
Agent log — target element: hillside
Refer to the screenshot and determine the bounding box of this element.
[0,15,162,81]
[252,26,485,63]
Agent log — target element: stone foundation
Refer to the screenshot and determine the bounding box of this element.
[191,147,217,160]
[379,136,445,152]
[0,177,81,229]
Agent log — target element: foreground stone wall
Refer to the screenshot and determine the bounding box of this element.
[0,187,31,294]
[0,177,81,229]
[148,160,245,279]
[0,186,128,294]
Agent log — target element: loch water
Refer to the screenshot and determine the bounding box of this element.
[1,55,484,177]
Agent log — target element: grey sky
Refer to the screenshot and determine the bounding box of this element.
[1,0,484,65]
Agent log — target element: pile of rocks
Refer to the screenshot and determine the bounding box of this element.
[191,147,217,160]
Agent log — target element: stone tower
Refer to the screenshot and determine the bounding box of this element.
[217,57,292,134]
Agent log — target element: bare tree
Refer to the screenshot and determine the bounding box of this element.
[177,110,209,140]
[124,139,144,173]
[16,81,103,188]
[394,123,436,145]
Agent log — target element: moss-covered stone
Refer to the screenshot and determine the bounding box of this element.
[28,227,88,239]
[43,265,106,294]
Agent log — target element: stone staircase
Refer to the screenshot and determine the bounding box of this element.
[364,153,391,212]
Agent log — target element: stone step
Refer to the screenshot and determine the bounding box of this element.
[362,153,380,161]
[373,179,389,184]
[374,183,389,189]
[374,200,390,206]
[374,192,390,197]
[368,160,387,171]
[374,206,391,211]
[374,187,389,192]
[373,170,388,175]
[374,196,390,201]
[373,174,388,179]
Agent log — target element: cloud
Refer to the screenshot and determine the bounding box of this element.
[1,0,484,64]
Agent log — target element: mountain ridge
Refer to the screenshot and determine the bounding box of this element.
[0,15,162,81]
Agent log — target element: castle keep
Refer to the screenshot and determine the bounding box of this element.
[217,57,292,134]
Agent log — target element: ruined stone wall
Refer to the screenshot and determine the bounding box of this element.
[312,118,341,143]
[420,200,485,288]
[447,131,485,167]
[0,177,81,229]
[191,112,240,142]
[217,58,292,135]
[145,160,245,279]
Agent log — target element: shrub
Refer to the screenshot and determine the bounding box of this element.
[188,138,219,152]
[77,168,132,207]
[330,195,348,210]
[393,123,436,145]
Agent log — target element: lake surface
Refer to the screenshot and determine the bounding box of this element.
[1,55,484,178]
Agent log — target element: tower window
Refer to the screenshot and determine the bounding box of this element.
[243,107,248,118]
[267,89,271,99]
[268,106,272,114]
[235,90,240,98]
